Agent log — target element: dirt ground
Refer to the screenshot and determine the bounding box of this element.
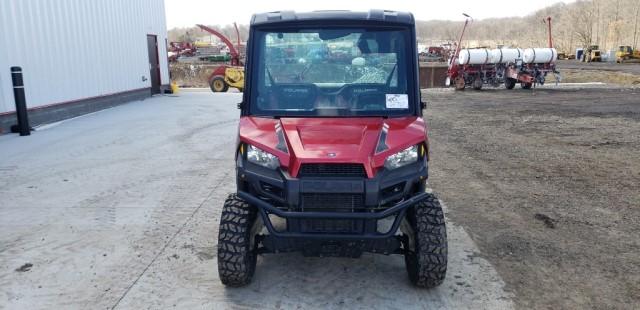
[553,60,640,86]
[170,62,220,88]
[556,60,640,75]
[169,59,640,89]
[0,92,513,309]
[422,87,640,309]
[2,82,639,308]
[549,69,640,86]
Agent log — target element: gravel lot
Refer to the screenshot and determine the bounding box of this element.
[423,86,640,309]
[556,59,640,75]
[0,91,512,309]
[1,85,637,309]
[551,61,640,86]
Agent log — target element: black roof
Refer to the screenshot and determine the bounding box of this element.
[251,10,414,26]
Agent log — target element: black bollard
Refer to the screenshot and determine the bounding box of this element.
[11,66,30,136]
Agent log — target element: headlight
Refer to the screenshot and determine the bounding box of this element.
[384,145,419,170]
[246,144,280,169]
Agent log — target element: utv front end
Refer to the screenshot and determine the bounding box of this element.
[217,10,447,288]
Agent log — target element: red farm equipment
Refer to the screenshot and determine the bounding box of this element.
[168,42,195,62]
[196,23,245,92]
[447,15,561,90]
[419,46,446,62]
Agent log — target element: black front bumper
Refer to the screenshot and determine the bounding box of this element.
[239,191,427,239]
[236,159,428,256]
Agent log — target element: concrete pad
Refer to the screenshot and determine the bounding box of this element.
[0,91,513,309]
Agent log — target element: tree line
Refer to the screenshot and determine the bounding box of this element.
[168,0,640,53]
[168,24,249,45]
[416,0,640,52]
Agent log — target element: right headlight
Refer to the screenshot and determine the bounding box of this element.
[246,144,280,169]
[384,145,419,170]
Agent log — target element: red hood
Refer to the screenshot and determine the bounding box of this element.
[238,116,427,177]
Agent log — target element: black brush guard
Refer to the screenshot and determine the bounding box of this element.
[238,191,428,240]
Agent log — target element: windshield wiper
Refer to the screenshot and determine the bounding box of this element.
[266,68,276,85]
[295,63,313,82]
[385,64,397,86]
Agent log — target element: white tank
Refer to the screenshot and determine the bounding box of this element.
[458,49,490,65]
[489,48,524,64]
[523,48,557,64]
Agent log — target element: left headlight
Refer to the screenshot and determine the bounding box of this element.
[384,145,419,170]
[246,144,280,169]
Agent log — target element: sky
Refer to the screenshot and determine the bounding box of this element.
[164,0,576,29]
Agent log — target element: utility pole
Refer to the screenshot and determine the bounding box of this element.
[594,1,600,48]
[634,1,640,50]
[614,0,620,47]
[588,3,594,47]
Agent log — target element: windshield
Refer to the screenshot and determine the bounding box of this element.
[250,27,413,117]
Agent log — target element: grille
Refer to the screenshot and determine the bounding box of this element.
[298,163,366,178]
[301,193,365,212]
[300,219,363,234]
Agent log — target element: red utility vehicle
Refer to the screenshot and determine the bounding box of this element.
[218,10,447,288]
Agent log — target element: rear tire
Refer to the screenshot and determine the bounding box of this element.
[403,193,448,288]
[521,82,533,89]
[454,77,466,91]
[218,194,257,287]
[505,78,517,90]
[210,76,229,93]
[472,76,483,90]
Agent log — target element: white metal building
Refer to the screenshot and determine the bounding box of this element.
[0,0,170,134]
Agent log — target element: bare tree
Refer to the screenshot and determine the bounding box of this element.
[572,1,596,47]
[166,0,640,52]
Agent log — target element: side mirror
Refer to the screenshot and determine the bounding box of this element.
[237,102,243,109]
[420,101,427,110]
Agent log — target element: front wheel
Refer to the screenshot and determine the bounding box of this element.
[217,194,258,287]
[403,193,448,288]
